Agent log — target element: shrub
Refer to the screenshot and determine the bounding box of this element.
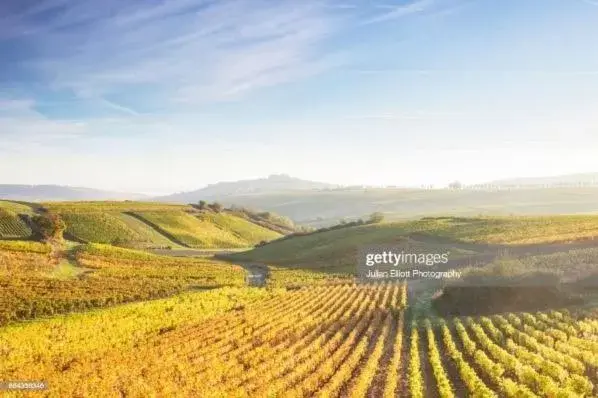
[367,212,385,224]
[33,213,66,242]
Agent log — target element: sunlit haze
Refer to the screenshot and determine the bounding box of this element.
[2,0,598,194]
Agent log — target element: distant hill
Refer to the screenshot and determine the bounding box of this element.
[477,172,598,188]
[155,174,338,203]
[0,185,148,201]
[183,187,598,227]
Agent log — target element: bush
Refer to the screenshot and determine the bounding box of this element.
[367,212,385,224]
[32,213,66,242]
[209,202,223,213]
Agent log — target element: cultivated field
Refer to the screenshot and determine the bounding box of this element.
[0,208,31,239]
[0,282,596,397]
[231,215,598,274]
[0,243,244,326]
[1,200,598,397]
[27,201,284,249]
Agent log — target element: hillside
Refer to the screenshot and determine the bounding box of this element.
[0,200,285,249]
[156,174,337,202]
[0,208,32,239]
[200,187,598,227]
[229,215,598,274]
[130,210,276,249]
[0,185,147,201]
[47,202,285,249]
[482,172,598,188]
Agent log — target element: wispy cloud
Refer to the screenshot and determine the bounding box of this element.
[0,97,86,152]
[2,0,345,107]
[360,0,469,25]
[362,0,437,25]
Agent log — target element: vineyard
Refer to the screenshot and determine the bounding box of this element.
[1,281,596,397]
[197,211,281,243]
[50,205,284,249]
[60,212,148,244]
[0,243,244,326]
[133,211,252,248]
[0,208,31,239]
[42,201,189,213]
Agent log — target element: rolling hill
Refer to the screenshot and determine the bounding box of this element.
[229,215,598,274]
[0,200,288,249]
[192,187,598,227]
[0,208,32,239]
[0,200,285,249]
[481,172,598,188]
[155,174,338,202]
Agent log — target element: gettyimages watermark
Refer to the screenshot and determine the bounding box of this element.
[357,245,461,282]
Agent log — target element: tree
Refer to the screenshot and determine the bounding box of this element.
[197,200,207,210]
[210,202,223,213]
[368,212,385,224]
[33,213,66,242]
[448,180,463,190]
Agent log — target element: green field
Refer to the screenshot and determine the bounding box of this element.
[43,201,189,213]
[116,213,182,248]
[230,215,598,274]
[0,240,50,253]
[38,201,287,249]
[61,212,144,244]
[0,208,32,239]
[0,200,36,214]
[0,241,246,326]
[1,204,598,396]
[408,216,598,244]
[135,211,255,248]
[229,220,479,273]
[197,212,281,243]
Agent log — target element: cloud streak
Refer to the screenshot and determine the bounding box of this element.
[362,0,436,24]
[1,0,345,108]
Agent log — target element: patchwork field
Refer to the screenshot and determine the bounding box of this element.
[13,201,285,249]
[0,242,244,326]
[231,216,598,274]
[134,211,255,248]
[1,200,598,396]
[0,208,32,239]
[197,211,281,243]
[1,282,596,397]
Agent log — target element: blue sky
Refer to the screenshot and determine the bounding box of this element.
[1,0,598,194]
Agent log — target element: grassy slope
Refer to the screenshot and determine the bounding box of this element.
[37,202,282,249]
[61,212,144,244]
[43,201,189,213]
[197,212,281,244]
[410,215,598,244]
[230,222,472,273]
[134,211,248,248]
[0,208,32,239]
[230,215,598,273]
[0,240,50,253]
[0,200,36,214]
[116,213,181,248]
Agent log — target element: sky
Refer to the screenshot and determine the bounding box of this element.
[1,0,598,194]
